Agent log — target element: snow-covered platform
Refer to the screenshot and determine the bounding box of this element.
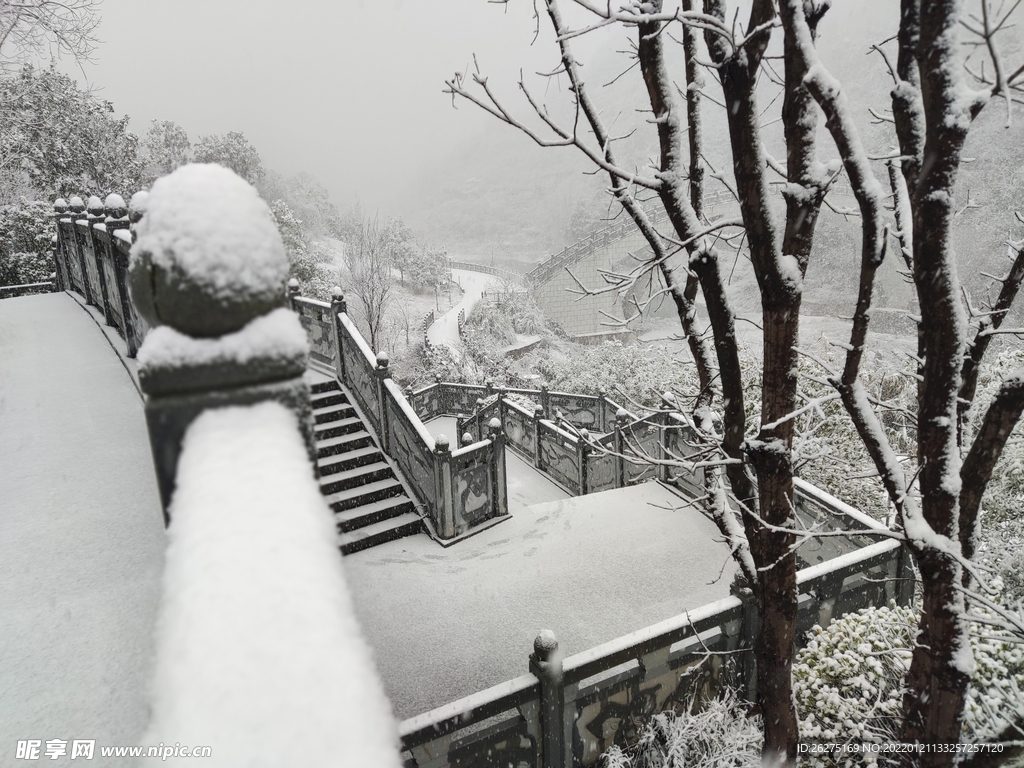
[0,293,166,756]
[342,481,737,719]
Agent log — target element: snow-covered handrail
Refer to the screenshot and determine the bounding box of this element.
[146,403,400,765]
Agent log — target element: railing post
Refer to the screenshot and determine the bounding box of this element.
[375,352,390,453]
[894,543,916,607]
[103,194,131,334]
[540,383,550,416]
[529,631,566,768]
[330,286,348,385]
[657,425,669,483]
[286,277,300,311]
[87,195,114,325]
[578,428,590,494]
[52,198,68,291]
[533,404,545,469]
[69,196,92,304]
[730,572,758,700]
[129,165,313,523]
[487,417,508,518]
[614,408,629,488]
[434,435,455,539]
[597,387,608,432]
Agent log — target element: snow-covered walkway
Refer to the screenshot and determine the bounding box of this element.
[425,268,501,350]
[344,482,737,719]
[0,293,165,763]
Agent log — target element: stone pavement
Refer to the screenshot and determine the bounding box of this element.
[0,293,165,765]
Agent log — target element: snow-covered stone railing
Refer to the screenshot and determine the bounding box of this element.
[439,386,908,572]
[448,259,529,287]
[399,528,907,767]
[52,192,150,356]
[112,164,401,763]
[290,286,510,541]
[144,402,401,765]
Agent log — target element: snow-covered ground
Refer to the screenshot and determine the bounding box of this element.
[0,293,166,765]
[342,481,737,720]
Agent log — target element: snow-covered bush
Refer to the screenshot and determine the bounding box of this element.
[535,341,703,408]
[0,199,54,286]
[466,290,547,344]
[598,689,762,768]
[971,349,1024,527]
[793,604,1024,766]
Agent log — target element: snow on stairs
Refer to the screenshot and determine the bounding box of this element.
[311,379,424,555]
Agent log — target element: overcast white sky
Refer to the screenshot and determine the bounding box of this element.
[71,0,575,214]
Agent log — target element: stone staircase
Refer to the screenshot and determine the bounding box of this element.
[311,379,424,555]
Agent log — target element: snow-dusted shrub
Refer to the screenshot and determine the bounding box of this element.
[972,349,1024,527]
[598,689,761,768]
[793,604,1024,766]
[466,290,547,343]
[0,199,54,286]
[535,341,703,408]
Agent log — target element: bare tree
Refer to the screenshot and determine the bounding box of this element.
[447,0,1024,763]
[0,0,100,68]
[345,217,395,353]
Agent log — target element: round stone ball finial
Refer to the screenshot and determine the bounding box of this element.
[533,630,558,661]
[53,198,68,214]
[616,407,630,422]
[435,433,450,452]
[104,193,128,220]
[128,190,149,224]
[331,285,344,301]
[376,352,390,369]
[579,428,590,441]
[69,196,85,215]
[86,195,104,216]
[462,432,474,446]
[128,164,289,338]
[488,417,502,431]
[287,277,300,291]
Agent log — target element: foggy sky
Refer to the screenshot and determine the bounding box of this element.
[71,0,568,214]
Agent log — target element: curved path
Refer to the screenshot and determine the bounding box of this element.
[0,293,165,764]
[425,268,501,351]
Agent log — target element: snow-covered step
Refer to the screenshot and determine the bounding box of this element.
[318,445,383,476]
[338,512,424,555]
[335,496,416,533]
[325,477,406,513]
[313,402,355,424]
[319,461,393,496]
[311,390,348,409]
[309,376,425,555]
[310,379,341,395]
[316,430,375,459]
[313,416,365,440]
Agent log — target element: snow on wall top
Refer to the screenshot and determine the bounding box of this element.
[142,402,400,766]
[129,164,288,338]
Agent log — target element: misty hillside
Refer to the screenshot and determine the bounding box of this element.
[396,2,1023,317]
